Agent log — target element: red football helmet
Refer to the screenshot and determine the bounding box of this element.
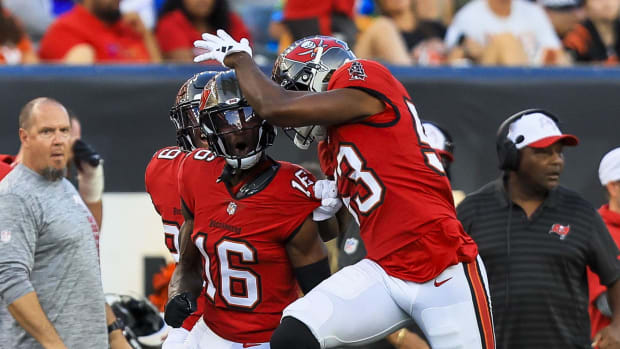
[199,70,276,170]
[170,71,218,151]
[272,36,355,149]
[272,35,356,93]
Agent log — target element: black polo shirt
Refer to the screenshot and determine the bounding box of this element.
[457,179,620,349]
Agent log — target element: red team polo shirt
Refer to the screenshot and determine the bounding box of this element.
[144,146,204,331]
[39,4,151,62]
[178,149,319,343]
[588,204,620,339]
[156,10,252,54]
[323,59,478,283]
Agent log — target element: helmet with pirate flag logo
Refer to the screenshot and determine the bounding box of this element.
[199,70,276,170]
[272,35,356,93]
[272,35,356,150]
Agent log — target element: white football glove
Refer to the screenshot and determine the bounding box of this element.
[193,29,252,67]
[313,179,342,221]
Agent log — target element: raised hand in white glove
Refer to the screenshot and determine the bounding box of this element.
[313,179,342,221]
[193,29,252,67]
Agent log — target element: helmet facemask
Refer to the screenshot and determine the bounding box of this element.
[170,100,202,151]
[170,71,217,151]
[201,103,275,170]
[199,70,276,170]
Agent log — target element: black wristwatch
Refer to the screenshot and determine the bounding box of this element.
[107,318,125,334]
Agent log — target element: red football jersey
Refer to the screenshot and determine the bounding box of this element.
[144,146,204,331]
[325,59,478,283]
[317,140,335,178]
[145,146,187,263]
[178,149,320,343]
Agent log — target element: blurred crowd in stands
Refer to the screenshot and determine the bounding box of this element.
[0,0,618,66]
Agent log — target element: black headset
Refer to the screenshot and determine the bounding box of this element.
[495,108,561,171]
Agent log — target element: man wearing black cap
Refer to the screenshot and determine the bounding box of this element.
[457,109,620,348]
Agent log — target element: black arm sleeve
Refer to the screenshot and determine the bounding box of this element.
[294,257,330,294]
[588,212,620,287]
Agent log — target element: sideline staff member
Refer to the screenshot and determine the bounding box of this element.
[458,109,620,349]
[0,98,116,348]
[590,147,620,341]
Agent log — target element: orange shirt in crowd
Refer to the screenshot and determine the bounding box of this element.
[39,4,151,63]
[588,204,620,340]
[155,9,251,54]
[0,10,35,65]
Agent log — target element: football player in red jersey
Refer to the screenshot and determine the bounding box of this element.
[166,70,335,349]
[144,71,217,348]
[192,32,495,349]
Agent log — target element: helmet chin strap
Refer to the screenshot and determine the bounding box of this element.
[225,151,264,170]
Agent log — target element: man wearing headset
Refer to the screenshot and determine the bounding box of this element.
[457,109,620,349]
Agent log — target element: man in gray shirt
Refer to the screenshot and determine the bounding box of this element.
[0,98,115,348]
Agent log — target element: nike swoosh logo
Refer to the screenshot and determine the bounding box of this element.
[434,277,453,287]
[243,344,261,348]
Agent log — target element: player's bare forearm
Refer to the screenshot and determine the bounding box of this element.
[7,292,67,349]
[335,206,353,241]
[169,203,203,299]
[286,216,328,267]
[224,53,384,127]
[317,216,338,242]
[287,216,331,293]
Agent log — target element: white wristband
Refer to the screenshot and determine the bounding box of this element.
[78,162,104,203]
